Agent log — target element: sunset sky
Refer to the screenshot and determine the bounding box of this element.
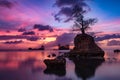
[0,0,120,50]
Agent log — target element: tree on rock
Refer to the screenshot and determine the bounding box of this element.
[72,4,97,34]
[54,0,97,34]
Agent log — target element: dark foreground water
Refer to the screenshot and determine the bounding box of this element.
[0,50,120,80]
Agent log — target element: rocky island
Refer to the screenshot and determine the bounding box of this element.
[69,34,104,57]
[67,4,104,57]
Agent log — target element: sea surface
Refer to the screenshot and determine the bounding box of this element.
[0,50,120,80]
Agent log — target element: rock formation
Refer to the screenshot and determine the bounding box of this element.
[69,34,104,57]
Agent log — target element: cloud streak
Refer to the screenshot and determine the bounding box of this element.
[95,34,120,41]
[34,24,53,32]
[4,40,23,44]
[22,31,35,35]
[107,40,120,46]
[92,19,120,32]
[0,35,39,41]
[18,28,26,32]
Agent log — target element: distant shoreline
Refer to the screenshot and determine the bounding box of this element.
[0,49,70,52]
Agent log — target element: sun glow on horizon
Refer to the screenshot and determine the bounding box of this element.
[44,37,56,42]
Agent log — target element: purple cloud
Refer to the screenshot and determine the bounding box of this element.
[0,20,20,30]
[95,34,120,41]
[56,7,73,17]
[0,35,24,40]
[55,0,83,7]
[54,0,89,22]
[4,40,23,44]
[107,40,120,46]
[0,0,14,8]
[0,35,39,41]
[34,24,53,32]
[27,36,39,41]
[18,28,26,32]
[22,31,35,35]
[46,33,76,47]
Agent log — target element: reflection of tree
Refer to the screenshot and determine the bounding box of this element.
[71,58,104,80]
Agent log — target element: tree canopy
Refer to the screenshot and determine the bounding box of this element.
[54,0,97,34]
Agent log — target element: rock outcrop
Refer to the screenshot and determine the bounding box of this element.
[69,34,104,57]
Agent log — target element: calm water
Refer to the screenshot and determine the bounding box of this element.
[0,50,120,80]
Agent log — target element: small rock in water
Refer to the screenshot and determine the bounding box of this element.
[52,53,56,57]
[47,55,51,57]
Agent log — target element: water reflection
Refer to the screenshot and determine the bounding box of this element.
[70,57,105,80]
[0,51,120,80]
[19,58,44,73]
[44,66,66,77]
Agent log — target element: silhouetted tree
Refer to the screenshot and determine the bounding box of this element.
[72,4,97,34]
[54,0,97,34]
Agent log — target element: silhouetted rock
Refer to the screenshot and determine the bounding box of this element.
[58,44,70,50]
[69,34,104,57]
[47,53,56,58]
[44,57,66,69]
[44,57,66,76]
[28,45,45,50]
[28,48,32,50]
[52,53,56,57]
[47,55,51,58]
[39,45,45,50]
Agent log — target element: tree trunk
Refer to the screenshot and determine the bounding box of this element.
[81,28,85,34]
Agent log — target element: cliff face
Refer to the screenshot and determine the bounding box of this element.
[70,34,104,57]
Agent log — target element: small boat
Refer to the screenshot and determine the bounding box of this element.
[44,57,66,69]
